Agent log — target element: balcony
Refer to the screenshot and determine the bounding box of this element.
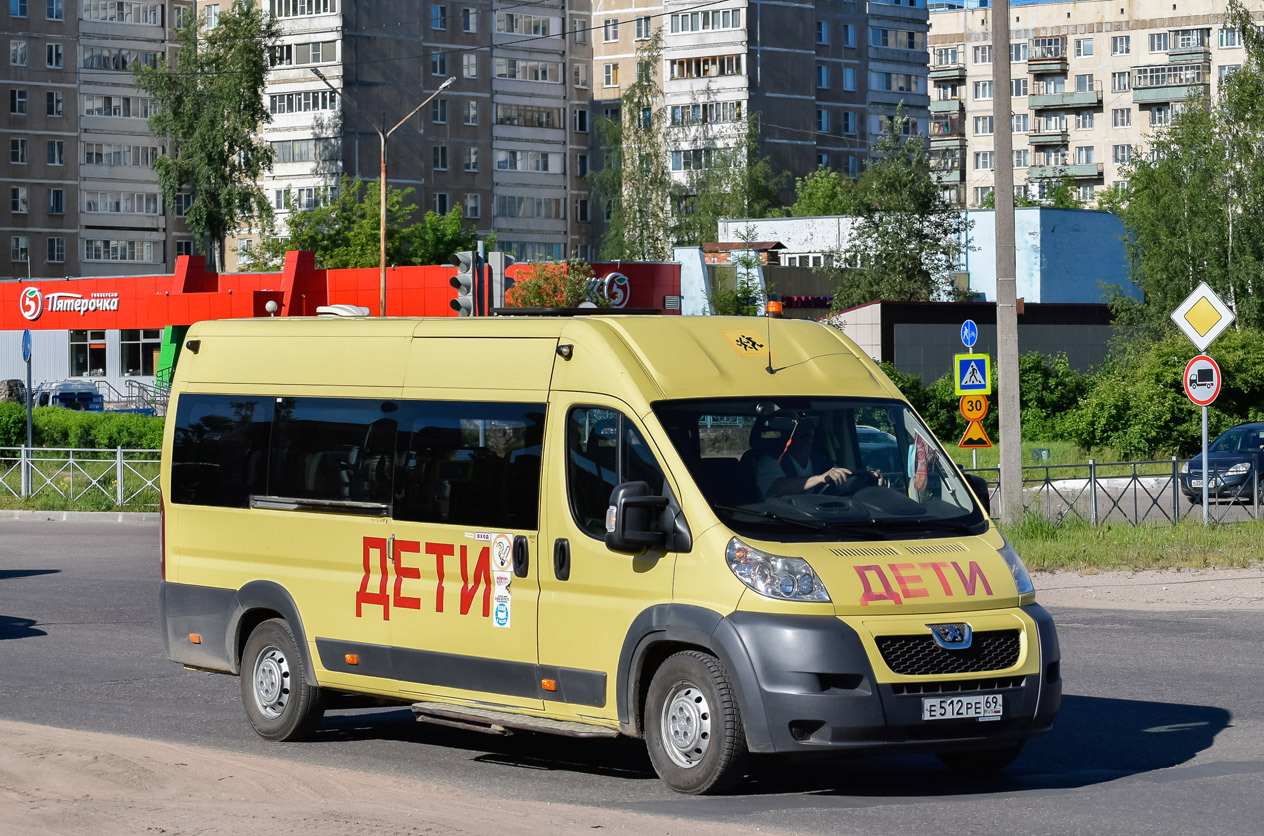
[929,95,963,113]
[930,62,966,81]
[1029,79,1102,109]
[1132,63,1210,103]
[1169,31,1212,63]
[929,114,964,147]
[1028,163,1102,180]
[1028,40,1067,74]
[932,167,963,184]
[1028,128,1068,145]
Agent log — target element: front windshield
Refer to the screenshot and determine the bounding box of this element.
[653,397,986,541]
[1210,426,1264,453]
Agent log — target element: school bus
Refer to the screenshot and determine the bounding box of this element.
[159,314,1060,794]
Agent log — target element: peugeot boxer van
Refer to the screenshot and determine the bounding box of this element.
[159,314,1060,794]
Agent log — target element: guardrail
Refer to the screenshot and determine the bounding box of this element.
[0,447,161,509]
[965,459,1261,526]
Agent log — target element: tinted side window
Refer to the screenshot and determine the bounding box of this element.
[267,398,398,505]
[566,406,667,538]
[171,394,274,507]
[396,401,545,529]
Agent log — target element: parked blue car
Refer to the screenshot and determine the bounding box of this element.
[1181,423,1264,502]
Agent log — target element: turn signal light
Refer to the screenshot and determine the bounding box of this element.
[345,654,360,666]
[541,679,557,692]
[188,633,202,645]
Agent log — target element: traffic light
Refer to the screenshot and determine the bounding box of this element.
[450,251,477,316]
[487,251,517,309]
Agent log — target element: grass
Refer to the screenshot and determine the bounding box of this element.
[1002,513,1264,573]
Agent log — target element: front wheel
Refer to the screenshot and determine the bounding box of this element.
[935,742,1024,773]
[240,618,325,742]
[644,650,749,795]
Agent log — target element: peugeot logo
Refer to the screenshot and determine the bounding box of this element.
[928,622,973,650]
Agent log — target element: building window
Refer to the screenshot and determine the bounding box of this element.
[816,153,829,169]
[1112,108,1131,128]
[1075,111,1094,130]
[1013,149,1029,168]
[431,4,446,29]
[1150,104,1171,126]
[10,137,26,163]
[1149,32,1169,53]
[462,8,476,32]
[973,187,994,206]
[573,62,588,88]
[46,91,62,116]
[1011,42,1028,62]
[577,154,587,177]
[603,18,618,42]
[1112,71,1130,93]
[843,67,856,91]
[973,115,994,135]
[1112,35,1130,55]
[47,0,63,20]
[1074,38,1093,58]
[9,88,27,115]
[603,63,618,87]
[1075,146,1094,165]
[1011,78,1027,97]
[432,98,447,124]
[669,54,744,80]
[47,188,63,214]
[174,239,192,257]
[431,53,448,75]
[45,42,61,68]
[433,145,448,170]
[9,0,27,17]
[10,186,28,213]
[573,108,588,132]
[463,53,477,78]
[11,235,30,263]
[464,193,480,218]
[173,5,187,28]
[973,80,993,100]
[1113,144,1132,164]
[463,146,478,171]
[816,21,828,45]
[973,151,994,171]
[816,109,829,132]
[973,44,992,65]
[1220,28,1241,49]
[47,236,64,262]
[205,4,218,28]
[574,20,588,43]
[635,15,650,40]
[841,111,857,135]
[173,193,193,216]
[69,330,106,377]
[464,100,477,125]
[843,23,855,47]
[434,193,449,214]
[1012,113,1029,132]
[575,198,589,222]
[816,65,829,89]
[121,329,161,376]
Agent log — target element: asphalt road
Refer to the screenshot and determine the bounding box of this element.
[2,520,1262,835]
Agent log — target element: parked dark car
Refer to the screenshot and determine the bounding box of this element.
[1181,423,1264,502]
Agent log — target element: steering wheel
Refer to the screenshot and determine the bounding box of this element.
[812,470,880,497]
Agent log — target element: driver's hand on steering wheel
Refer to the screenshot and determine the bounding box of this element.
[809,466,853,490]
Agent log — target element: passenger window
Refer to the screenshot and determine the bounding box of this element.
[395,401,546,529]
[170,394,274,508]
[566,406,668,538]
[267,398,398,505]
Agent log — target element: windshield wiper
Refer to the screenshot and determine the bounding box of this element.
[711,504,833,532]
[877,518,984,535]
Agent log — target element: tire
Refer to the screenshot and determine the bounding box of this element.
[935,742,1024,773]
[644,650,749,795]
[240,618,325,742]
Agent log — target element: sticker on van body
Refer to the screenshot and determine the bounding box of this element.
[493,571,512,628]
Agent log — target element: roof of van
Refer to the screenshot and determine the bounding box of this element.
[179,315,900,406]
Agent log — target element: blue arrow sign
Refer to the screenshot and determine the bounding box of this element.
[960,319,978,349]
[21,328,31,363]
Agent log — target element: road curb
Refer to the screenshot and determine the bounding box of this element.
[0,510,159,523]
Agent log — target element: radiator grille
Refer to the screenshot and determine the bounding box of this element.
[876,630,1021,676]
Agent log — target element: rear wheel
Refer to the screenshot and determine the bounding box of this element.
[644,650,749,795]
[935,742,1024,773]
[240,618,325,742]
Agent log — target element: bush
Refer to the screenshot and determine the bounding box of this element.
[504,259,606,308]
[0,403,164,449]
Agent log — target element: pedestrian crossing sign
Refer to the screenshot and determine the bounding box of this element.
[954,353,992,396]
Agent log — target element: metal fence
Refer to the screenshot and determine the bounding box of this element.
[966,459,1261,526]
[0,447,161,509]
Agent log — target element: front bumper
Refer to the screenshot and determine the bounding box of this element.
[714,605,1061,755]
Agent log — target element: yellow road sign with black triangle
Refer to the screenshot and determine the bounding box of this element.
[959,420,993,449]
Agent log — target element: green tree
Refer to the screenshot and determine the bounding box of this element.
[826,111,969,311]
[590,31,673,261]
[134,2,279,270]
[254,178,475,269]
[981,175,1084,209]
[790,167,862,217]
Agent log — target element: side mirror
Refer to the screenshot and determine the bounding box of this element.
[960,469,992,517]
[605,481,668,554]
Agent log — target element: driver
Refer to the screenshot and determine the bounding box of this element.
[756,422,879,499]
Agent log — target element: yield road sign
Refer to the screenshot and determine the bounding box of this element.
[1171,282,1234,352]
[1183,355,1222,407]
[960,319,978,349]
[960,395,988,423]
[954,353,991,396]
[959,421,993,449]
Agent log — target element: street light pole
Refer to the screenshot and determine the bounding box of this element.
[312,69,455,316]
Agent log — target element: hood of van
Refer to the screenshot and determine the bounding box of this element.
[753,533,1023,616]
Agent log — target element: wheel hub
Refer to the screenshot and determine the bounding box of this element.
[253,647,290,720]
[661,685,711,769]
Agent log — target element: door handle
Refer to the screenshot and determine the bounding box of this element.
[553,538,570,582]
[512,535,529,578]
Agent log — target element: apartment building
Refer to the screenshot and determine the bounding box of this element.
[589,0,930,222]
[2,0,191,282]
[223,0,593,268]
[928,0,1257,207]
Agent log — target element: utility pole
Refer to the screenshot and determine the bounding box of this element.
[992,0,1022,522]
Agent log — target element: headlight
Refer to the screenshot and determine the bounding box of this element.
[1181,461,1191,474]
[999,535,1035,596]
[725,537,830,602]
[1226,462,1251,476]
